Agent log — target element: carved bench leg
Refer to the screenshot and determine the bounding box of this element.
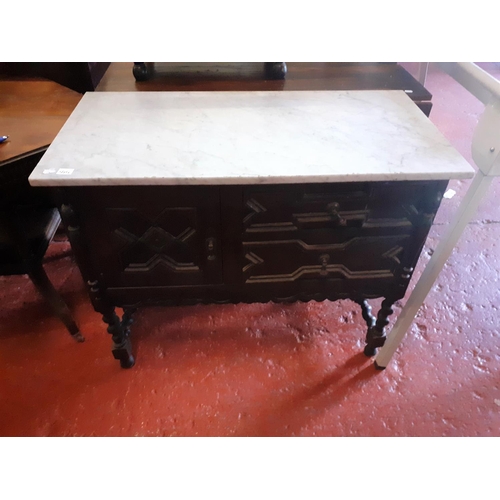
[89,281,135,369]
[362,298,395,357]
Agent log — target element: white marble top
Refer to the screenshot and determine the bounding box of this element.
[29,90,474,186]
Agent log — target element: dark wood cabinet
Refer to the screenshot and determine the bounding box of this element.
[59,179,447,367]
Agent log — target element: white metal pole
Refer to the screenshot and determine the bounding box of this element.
[375,171,493,368]
[417,62,429,86]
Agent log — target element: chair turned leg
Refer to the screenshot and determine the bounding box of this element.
[28,264,84,342]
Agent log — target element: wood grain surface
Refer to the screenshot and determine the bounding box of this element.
[0,78,81,164]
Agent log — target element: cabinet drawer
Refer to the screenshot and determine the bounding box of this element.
[242,181,447,242]
[243,183,370,233]
[242,232,410,285]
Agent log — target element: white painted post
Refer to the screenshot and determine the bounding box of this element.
[375,62,500,369]
[375,172,493,368]
[417,62,429,86]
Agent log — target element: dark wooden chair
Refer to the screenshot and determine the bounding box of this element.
[0,205,84,342]
[0,78,84,342]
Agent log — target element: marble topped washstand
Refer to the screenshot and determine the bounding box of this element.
[29,90,474,368]
[31,90,471,187]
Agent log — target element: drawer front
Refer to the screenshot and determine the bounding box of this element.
[243,181,445,239]
[242,233,409,284]
[243,183,371,234]
[240,181,447,287]
[67,186,223,288]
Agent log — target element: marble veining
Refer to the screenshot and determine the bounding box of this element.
[28,90,475,186]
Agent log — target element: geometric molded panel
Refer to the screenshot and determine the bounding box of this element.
[243,251,264,273]
[242,235,410,284]
[107,207,199,274]
[126,253,199,273]
[243,198,267,224]
[245,264,394,283]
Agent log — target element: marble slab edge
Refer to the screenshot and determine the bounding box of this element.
[29,170,475,187]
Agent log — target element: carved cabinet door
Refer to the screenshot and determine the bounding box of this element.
[69,186,223,288]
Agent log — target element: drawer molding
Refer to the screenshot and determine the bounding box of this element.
[245,264,394,284]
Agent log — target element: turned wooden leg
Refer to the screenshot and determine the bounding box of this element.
[28,263,84,342]
[133,62,150,81]
[106,308,135,369]
[265,62,287,79]
[60,203,134,366]
[356,299,376,329]
[364,298,395,357]
[89,280,135,368]
[121,308,137,339]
